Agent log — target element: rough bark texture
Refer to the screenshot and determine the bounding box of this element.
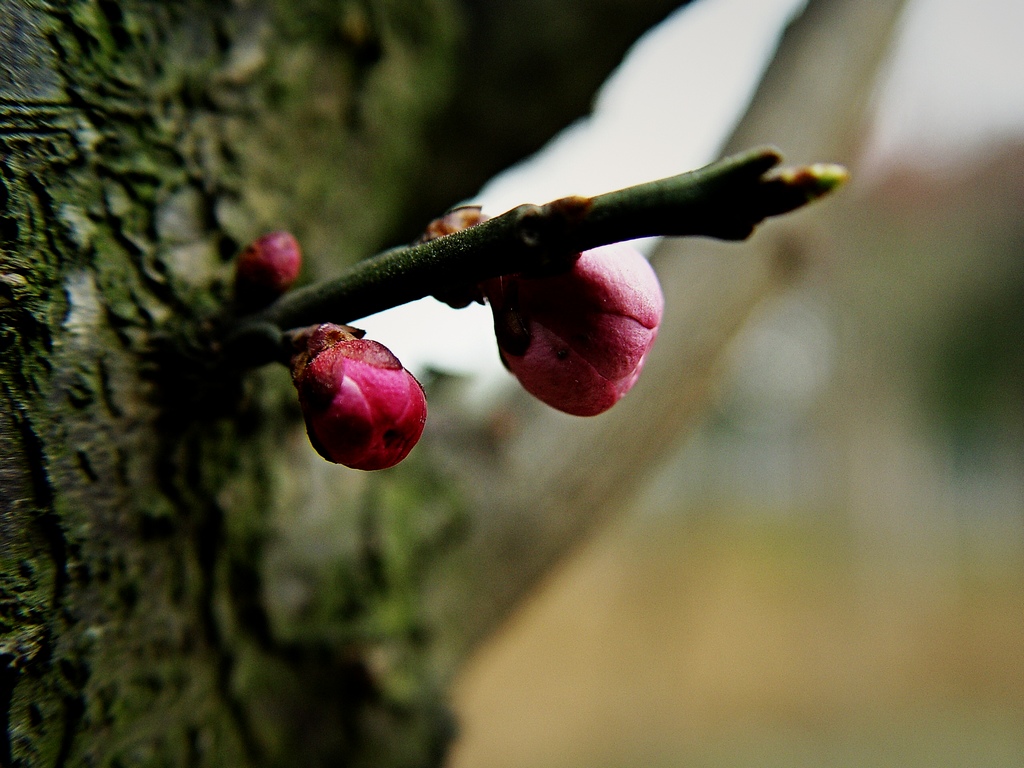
[2,1,710,765]
[0,2,466,765]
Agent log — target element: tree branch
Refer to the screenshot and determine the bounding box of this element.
[223,146,846,365]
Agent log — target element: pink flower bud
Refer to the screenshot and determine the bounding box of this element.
[291,324,427,470]
[235,231,302,309]
[482,243,663,416]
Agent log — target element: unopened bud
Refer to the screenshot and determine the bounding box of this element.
[291,323,427,470]
[482,243,663,416]
[235,231,302,310]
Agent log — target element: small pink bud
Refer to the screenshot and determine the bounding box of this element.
[482,243,663,416]
[291,323,427,471]
[235,231,302,309]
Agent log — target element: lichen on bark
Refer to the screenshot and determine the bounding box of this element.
[1,0,750,762]
[1,1,464,765]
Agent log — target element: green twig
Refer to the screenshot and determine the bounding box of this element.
[223,146,846,366]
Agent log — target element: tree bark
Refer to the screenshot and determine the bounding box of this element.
[0,2,457,765]
[1,1,710,765]
[0,0,712,765]
[1,0,906,765]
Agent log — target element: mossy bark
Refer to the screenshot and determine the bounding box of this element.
[1,0,798,765]
[1,0,702,763]
[1,1,465,765]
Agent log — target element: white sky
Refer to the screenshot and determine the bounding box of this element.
[359,0,1024,388]
[864,0,1024,171]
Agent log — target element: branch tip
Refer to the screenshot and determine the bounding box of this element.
[768,162,849,201]
[221,147,849,367]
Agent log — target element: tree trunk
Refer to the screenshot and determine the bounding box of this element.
[0,1,691,766]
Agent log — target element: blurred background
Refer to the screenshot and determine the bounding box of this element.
[424,0,1024,766]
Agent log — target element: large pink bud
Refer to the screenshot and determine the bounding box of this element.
[482,243,663,416]
[291,324,427,470]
